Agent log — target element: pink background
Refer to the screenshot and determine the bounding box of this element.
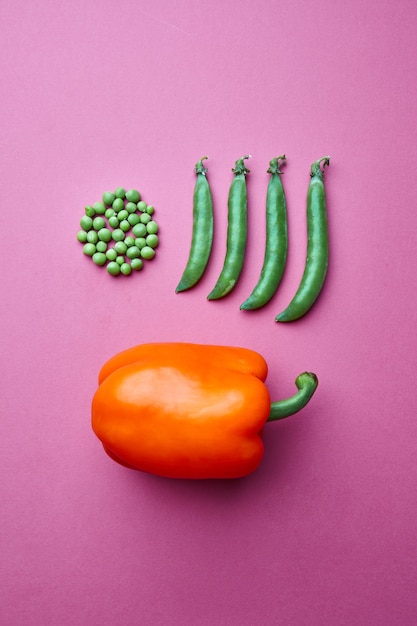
[1,0,417,624]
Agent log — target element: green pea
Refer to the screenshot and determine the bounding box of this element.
[146,220,158,234]
[131,258,143,271]
[108,215,119,229]
[119,219,131,232]
[120,263,132,276]
[146,234,159,248]
[87,230,99,244]
[103,191,116,206]
[114,187,126,199]
[126,246,140,259]
[146,205,155,215]
[80,215,93,231]
[140,213,151,225]
[92,252,107,266]
[125,202,137,213]
[137,201,147,212]
[115,241,127,255]
[126,189,141,203]
[124,236,136,247]
[127,214,139,228]
[98,228,112,242]
[117,209,128,221]
[135,237,146,249]
[85,205,95,218]
[140,246,156,260]
[93,201,106,215]
[106,248,117,261]
[107,261,120,276]
[77,230,88,243]
[96,241,108,253]
[83,243,96,256]
[112,229,125,242]
[105,208,115,219]
[132,223,147,237]
[116,255,125,265]
[93,216,106,231]
[112,197,125,212]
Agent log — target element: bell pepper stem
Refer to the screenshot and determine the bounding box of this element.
[267,372,318,422]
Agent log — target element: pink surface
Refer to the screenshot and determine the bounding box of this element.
[1,0,417,624]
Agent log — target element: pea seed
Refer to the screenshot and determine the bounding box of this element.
[131,258,143,271]
[132,223,147,237]
[114,187,126,199]
[125,202,137,213]
[92,252,107,266]
[146,234,159,248]
[103,191,116,206]
[146,220,158,234]
[105,208,115,219]
[93,216,106,231]
[146,205,155,215]
[135,237,146,249]
[93,201,106,215]
[112,229,125,242]
[107,261,120,275]
[112,197,125,212]
[87,230,99,244]
[126,189,141,203]
[126,246,140,259]
[137,201,147,212]
[124,236,136,247]
[128,213,140,226]
[106,248,117,261]
[96,241,108,253]
[115,241,127,255]
[119,219,131,232]
[83,243,96,256]
[80,215,93,231]
[85,205,95,218]
[140,246,156,260]
[108,216,119,229]
[120,263,132,276]
[117,209,128,221]
[77,230,88,243]
[140,213,151,224]
[98,228,112,242]
[116,255,125,265]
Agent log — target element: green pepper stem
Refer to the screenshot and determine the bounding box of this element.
[267,372,318,422]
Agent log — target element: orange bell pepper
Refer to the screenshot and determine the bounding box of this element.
[91,342,318,479]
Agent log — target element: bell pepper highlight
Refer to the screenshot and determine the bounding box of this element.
[91,342,318,479]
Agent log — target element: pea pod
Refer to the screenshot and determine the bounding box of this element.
[276,156,330,322]
[240,156,288,310]
[176,157,214,292]
[207,156,250,300]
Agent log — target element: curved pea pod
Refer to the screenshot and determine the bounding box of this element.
[276,156,330,322]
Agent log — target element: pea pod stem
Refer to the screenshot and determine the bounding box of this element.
[240,155,288,310]
[267,372,318,421]
[175,156,214,293]
[276,156,330,322]
[207,156,251,300]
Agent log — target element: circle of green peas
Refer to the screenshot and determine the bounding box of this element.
[77,188,159,276]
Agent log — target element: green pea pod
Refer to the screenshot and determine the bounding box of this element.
[276,156,330,322]
[175,157,214,292]
[240,156,288,310]
[207,156,250,300]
